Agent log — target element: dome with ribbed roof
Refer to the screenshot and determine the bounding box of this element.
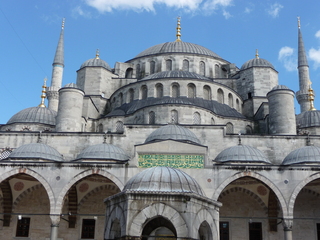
[75,143,129,162]
[142,70,210,81]
[296,110,320,128]
[123,166,204,195]
[214,144,270,164]
[5,143,63,162]
[282,146,320,165]
[7,107,57,126]
[133,42,223,60]
[80,57,111,71]
[241,58,275,70]
[145,124,201,145]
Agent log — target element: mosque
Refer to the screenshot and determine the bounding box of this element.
[0,17,320,240]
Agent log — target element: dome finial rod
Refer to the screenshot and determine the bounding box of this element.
[255,49,259,59]
[297,16,300,29]
[308,80,316,111]
[175,16,182,42]
[38,77,47,108]
[95,49,100,59]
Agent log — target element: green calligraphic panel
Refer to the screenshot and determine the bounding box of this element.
[138,154,204,168]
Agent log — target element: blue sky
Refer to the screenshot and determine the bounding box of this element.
[1,0,320,124]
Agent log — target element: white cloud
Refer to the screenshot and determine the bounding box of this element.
[267,3,283,18]
[84,0,203,12]
[72,6,92,18]
[278,46,296,71]
[309,48,320,69]
[222,10,232,19]
[203,0,233,10]
[244,7,252,14]
[315,30,320,39]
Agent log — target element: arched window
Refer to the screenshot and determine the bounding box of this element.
[193,112,201,124]
[0,149,12,160]
[97,123,103,132]
[116,121,124,133]
[183,59,189,71]
[125,68,133,78]
[203,85,211,100]
[211,118,215,125]
[226,122,233,134]
[166,59,172,71]
[141,85,148,99]
[110,219,121,239]
[172,83,180,98]
[136,64,141,79]
[228,93,233,108]
[246,125,253,134]
[128,88,134,103]
[149,111,155,124]
[156,83,163,98]
[188,83,196,98]
[236,99,240,111]
[217,89,224,103]
[200,61,205,76]
[171,110,178,124]
[119,93,123,106]
[215,64,219,78]
[150,61,155,74]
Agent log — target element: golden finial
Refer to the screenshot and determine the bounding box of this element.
[62,18,65,30]
[39,77,47,108]
[95,49,100,59]
[175,17,182,42]
[255,49,259,59]
[308,80,316,111]
[297,16,300,29]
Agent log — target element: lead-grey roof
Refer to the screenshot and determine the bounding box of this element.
[123,166,204,195]
[145,124,201,145]
[296,110,320,128]
[214,144,270,164]
[80,58,111,71]
[75,143,129,162]
[106,97,245,119]
[272,85,290,90]
[282,146,320,165]
[63,83,79,89]
[133,42,222,60]
[141,70,210,81]
[5,143,63,162]
[7,107,57,125]
[241,58,275,70]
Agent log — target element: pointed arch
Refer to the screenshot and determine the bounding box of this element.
[203,85,211,100]
[172,83,180,98]
[188,83,196,98]
[183,59,189,71]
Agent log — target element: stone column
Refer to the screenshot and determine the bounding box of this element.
[50,215,61,240]
[283,218,293,240]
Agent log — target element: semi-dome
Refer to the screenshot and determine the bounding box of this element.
[145,124,201,145]
[296,110,320,128]
[133,41,223,60]
[241,57,275,70]
[5,143,63,162]
[123,166,204,195]
[80,56,111,71]
[7,107,57,126]
[214,144,270,164]
[75,143,129,162]
[141,70,210,81]
[282,146,320,165]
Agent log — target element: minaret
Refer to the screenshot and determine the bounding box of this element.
[47,18,65,112]
[296,17,311,113]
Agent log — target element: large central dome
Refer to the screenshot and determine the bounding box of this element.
[133,41,222,59]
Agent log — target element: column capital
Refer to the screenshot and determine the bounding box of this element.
[282,218,293,231]
[50,214,61,227]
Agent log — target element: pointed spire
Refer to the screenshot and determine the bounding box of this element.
[175,17,182,42]
[297,17,308,67]
[255,49,259,59]
[53,18,65,67]
[38,77,47,108]
[95,49,100,59]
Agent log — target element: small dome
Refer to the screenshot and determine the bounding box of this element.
[271,85,290,90]
[241,58,275,70]
[6,143,63,162]
[7,107,57,125]
[282,146,320,165]
[296,110,320,128]
[214,144,270,164]
[123,166,204,195]
[145,124,201,145]
[63,83,79,89]
[76,143,129,162]
[133,42,222,60]
[142,70,210,81]
[80,57,111,71]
